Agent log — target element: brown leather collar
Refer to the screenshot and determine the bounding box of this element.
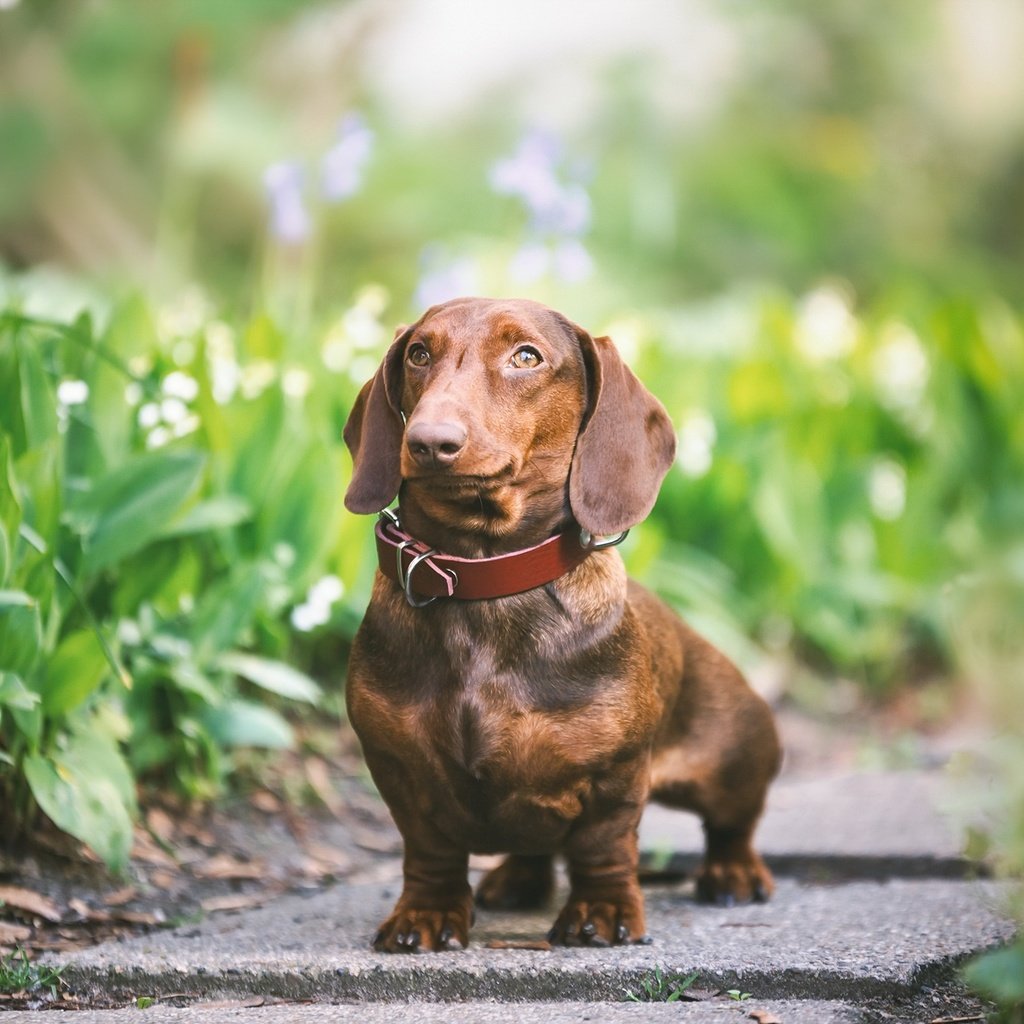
[374,509,602,606]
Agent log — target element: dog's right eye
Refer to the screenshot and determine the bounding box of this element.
[406,344,430,368]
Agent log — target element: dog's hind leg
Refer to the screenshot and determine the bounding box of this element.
[648,625,781,905]
[475,854,555,910]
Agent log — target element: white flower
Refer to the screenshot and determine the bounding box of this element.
[57,379,89,406]
[162,370,200,402]
[146,426,172,449]
[273,543,297,568]
[676,411,716,478]
[291,601,329,632]
[872,323,929,411]
[160,397,189,425]
[282,367,312,399]
[309,575,344,605]
[124,382,144,406]
[869,458,907,521]
[172,414,200,438]
[795,286,857,362]
[239,360,277,400]
[138,402,162,429]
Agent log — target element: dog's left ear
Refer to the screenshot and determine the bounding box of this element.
[569,329,677,537]
[343,326,409,514]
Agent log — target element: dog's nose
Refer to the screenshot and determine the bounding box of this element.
[406,421,467,468]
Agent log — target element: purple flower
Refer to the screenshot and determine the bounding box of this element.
[264,161,311,244]
[414,247,479,309]
[490,130,591,238]
[322,113,374,202]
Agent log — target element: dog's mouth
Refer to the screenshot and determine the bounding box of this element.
[404,463,517,492]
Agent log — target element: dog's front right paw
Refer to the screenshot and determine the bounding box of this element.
[372,905,472,953]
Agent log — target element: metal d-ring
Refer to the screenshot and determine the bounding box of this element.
[403,547,440,607]
[579,528,630,551]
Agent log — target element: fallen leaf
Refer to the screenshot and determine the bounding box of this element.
[250,790,282,814]
[484,939,552,951]
[69,898,111,923]
[146,807,176,843]
[201,891,275,914]
[190,854,265,881]
[749,1011,782,1024]
[304,757,343,817]
[149,869,179,890]
[195,997,267,1009]
[0,922,32,943]
[302,842,352,874]
[353,827,401,854]
[131,830,177,868]
[0,886,62,923]
[177,818,216,848]
[112,909,164,926]
[102,886,138,907]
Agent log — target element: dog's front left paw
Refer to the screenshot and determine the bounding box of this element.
[372,905,472,953]
[547,896,650,947]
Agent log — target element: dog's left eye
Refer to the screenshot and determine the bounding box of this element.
[509,346,543,369]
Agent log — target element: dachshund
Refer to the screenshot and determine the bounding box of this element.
[342,297,780,951]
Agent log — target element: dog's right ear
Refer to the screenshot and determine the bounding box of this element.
[343,325,410,514]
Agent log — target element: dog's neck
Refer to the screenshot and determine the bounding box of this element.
[397,479,574,559]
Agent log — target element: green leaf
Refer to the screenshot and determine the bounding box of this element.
[218,652,321,704]
[24,729,136,869]
[0,590,42,676]
[70,449,206,574]
[157,495,252,538]
[204,698,294,749]
[964,942,1024,1004]
[0,672,40,711]
[0,435,22,584]
[190,562,265,660]
[42,629,111,716]
[15,334,57,451]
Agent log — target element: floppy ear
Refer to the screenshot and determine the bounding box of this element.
[569,331,677,536]
[343,326,410,514]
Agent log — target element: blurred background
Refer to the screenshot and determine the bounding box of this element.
[1,0,1022,933]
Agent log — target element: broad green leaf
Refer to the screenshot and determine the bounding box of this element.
[218,652,321,704]
[24,734,135,870]
[91,297,157,466]
[157,495,252,538]
[963,942,1024,1004]
[0,523,8,587]
[72,450,206,574]
[16,334,57,451]
[42,629,111,715]
[14,439,60,550]
[204,698,294,749]
[190,562,265,660]
[257,442,342,580]
[0,434,22,543]
[0,672,40,711]
[0,589,42,675]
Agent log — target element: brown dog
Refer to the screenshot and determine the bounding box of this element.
[343,297,780,952]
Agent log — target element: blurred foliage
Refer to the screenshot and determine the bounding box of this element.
[1,0,1023,865]
[947,558,1024,1021]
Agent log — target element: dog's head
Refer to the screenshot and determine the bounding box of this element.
[343,297,676,537]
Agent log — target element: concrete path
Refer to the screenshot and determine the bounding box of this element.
[24,771,1019,1022]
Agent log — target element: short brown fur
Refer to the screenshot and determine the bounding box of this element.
[343,297,780,952]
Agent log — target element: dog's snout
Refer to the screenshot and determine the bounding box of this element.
[406,420,467,468]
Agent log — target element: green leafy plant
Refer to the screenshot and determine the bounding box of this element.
[0,303,332,864]
[624,966,699,1002]
[0,947,64,997]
